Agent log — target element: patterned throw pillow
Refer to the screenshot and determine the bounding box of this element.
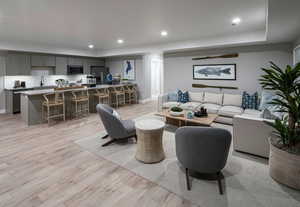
[177,90,189,103]
[242,92,259,109]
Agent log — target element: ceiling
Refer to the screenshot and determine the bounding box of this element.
[0,0,298,57]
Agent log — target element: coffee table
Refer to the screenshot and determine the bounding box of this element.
[156,110,218,127]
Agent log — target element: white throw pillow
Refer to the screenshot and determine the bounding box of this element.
[204,92,223,105]
[112,110,121,119]
[189,92,204,103]
[223,94,242,107]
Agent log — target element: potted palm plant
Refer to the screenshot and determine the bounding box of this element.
[260,62,300,190]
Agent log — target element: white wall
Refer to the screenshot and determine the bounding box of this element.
[164,44,293,94]
[105,56,151,100]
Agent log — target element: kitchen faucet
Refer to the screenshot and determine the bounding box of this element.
[40,76,45,87]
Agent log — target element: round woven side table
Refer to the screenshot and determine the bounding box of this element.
[135,119,165,164]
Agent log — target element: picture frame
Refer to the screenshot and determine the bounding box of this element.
[193,64,236,80]
[123,60,135,80]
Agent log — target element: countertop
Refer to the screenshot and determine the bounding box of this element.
[5,86,56,91]
[19,84,135,96]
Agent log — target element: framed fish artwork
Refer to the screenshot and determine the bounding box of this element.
[123,60,135,80]
[193,64,236,80]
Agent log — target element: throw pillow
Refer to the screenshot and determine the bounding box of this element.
[261,108,278,120]
[177,90,189,103]
[223,93,242,107]
[259,90,275,111]
[242,92,258,109]
[167,91,178,102]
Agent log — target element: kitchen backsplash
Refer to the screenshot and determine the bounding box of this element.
[4,75,87,89]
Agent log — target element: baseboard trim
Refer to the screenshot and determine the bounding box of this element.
[0,109,5,114]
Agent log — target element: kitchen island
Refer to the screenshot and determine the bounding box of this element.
[20,84,136,126]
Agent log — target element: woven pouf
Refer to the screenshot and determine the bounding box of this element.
[135,119,165,164]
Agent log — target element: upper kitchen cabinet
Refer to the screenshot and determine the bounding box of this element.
[89,58,105,66]
[83,58,105,74]
[55,56,68,75]
[31,55,55,67]
[6,53,31,75]
[68,57,83,66]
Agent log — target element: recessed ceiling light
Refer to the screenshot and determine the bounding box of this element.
[88,44,94,49]
[161,30,168,37]
[117,39,124,44]
[232,17,241,26]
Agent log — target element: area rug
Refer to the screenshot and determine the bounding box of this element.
[75,114,300,207]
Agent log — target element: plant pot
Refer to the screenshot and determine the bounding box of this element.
[269,140,300,190]
[169,111,184,117]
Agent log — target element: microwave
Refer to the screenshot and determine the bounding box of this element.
[67,65,84,75]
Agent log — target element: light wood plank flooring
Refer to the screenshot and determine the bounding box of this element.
[0,102,195,207]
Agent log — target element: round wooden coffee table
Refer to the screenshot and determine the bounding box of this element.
[135,119,165,164]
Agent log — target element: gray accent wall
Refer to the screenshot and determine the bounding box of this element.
[105,55,151,100]
[164,43,293,94]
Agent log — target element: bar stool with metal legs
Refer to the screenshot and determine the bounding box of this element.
[71,90,89,118]
[42,92,65,125]
[93,88,110,105]
[109,86,125,108]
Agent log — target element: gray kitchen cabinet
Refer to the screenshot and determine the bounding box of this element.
[5,90,13,114]
[6,53,31,75]
[89,58,105,66]
[55,56,68,75]
[68,57,83,66]
[84,58,105,74]
[31,55,55,67]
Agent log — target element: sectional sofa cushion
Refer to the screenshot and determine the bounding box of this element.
[203,92,223,105]
[180,102,202,111]
[167,91,178,102]
[242,91,259,109]
[163,102,180,109]
[218,106,243,118]
[201,103,221,114]
[223,94,242,107]
[242,109,262,118]
[188,91,204,103]
[177,90,189,103]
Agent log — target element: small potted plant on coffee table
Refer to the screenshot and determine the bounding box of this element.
[170,106,184,117]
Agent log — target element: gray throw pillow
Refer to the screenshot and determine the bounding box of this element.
[261,108,278,120]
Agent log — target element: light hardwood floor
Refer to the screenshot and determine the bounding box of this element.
[0,102,195,207]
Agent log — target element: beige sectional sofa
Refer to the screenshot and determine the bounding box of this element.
[158,91,246,125]
[158,91,273,158]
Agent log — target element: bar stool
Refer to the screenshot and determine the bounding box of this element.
[123,85,131,104]
[93,88,110,105]
[128,85,138,104]
[71,90,89,118]
[109,86,125,108]
[42,92,65,125]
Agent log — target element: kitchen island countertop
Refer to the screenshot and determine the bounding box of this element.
[19,84,135,96]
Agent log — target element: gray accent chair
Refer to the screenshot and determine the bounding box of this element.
[96,104,137,147]
[175,126,232,194]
